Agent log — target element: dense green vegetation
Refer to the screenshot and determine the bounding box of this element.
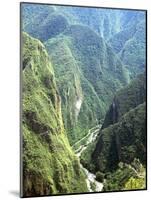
[124,176,146,190]
[44,25,129,144]
[22,4,146,145]
[80,74,146,191]
[103,159,146,191]
[23,4,146,79]
[22,32,87,196]
[81,73,146,169]
[109,12,146,77]
[102,73,146,129]
[92,103,146,171]
[21,3,146,196]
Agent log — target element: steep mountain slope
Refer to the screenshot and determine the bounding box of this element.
[21,4,146,146]
[109,12,146,77]
[61,7,146,77]
[22,4,146,79]
[109,12,145,51]
[21,3,146,194]
[102,73,146,129]
[80,73,146,190]
[22,4,69,42]
[22,32,87,197]
[97,103,146,191]
[45,24,129,145]
[22,4,55,30]
[22,4,123,40]
[44,36,85,144]
[92,102,146,172]
[92,73,146,170]
[63,25,129,92]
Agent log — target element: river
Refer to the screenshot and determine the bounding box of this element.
[75,125,104,192]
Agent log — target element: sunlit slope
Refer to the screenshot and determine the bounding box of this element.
[22,32,87,197]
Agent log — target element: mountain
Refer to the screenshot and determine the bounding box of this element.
[21,3,146,195]
[22,32,87,197]
[63,7,146,77]
[102,73,146,129]
[44,24,129,145]
[86,73,146,190]
[97,103,146,191]
[22,4,146,146]
[80,73,146,190]
[92,102,146,171]
[22,4,131,145]
[22,4,146,74]
[109,11,146,77]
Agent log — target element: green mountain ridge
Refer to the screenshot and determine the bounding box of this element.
[22,5,145,146]
[80,73,146,191]
[102,73,146,129]
[92,102,146,172]
[22,32,87,197]
[109,13,146,77]
[23,4,146,79]
[44,23,129,145]
[21,4,146,195]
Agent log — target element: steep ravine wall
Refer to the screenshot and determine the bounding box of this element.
[22,32,87,197]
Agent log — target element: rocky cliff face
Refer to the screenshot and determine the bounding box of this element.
[22,32,87,197]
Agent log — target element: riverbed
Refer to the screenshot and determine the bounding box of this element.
[75,125,104,192]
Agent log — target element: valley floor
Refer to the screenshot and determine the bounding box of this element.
[75,125,104,192]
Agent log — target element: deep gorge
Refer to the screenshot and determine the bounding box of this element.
[21,3,146,197]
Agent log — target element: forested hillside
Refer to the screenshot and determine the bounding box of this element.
[22,32,87,196]
[22,4,131,145]
[81,73,146,190]
[21,3,146,196]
